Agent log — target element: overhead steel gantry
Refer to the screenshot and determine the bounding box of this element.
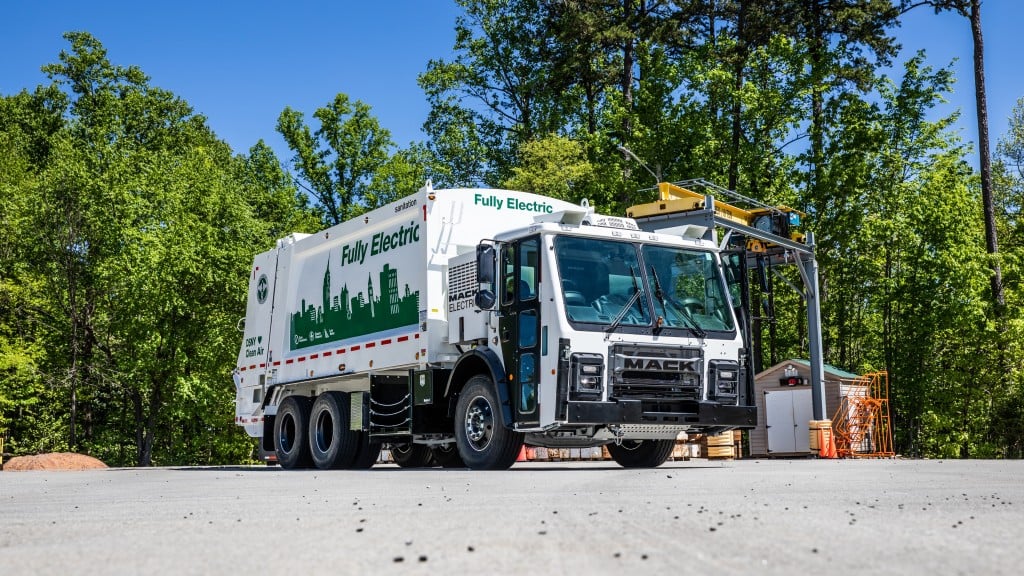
[626,179,827,421]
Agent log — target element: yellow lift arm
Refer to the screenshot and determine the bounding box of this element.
[627,181,806,252]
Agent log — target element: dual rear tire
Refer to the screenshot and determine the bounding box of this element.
[274,392,380,470]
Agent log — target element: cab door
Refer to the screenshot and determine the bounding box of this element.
[499,236,541,427]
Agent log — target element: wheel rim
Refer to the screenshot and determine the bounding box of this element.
[464,395,494,451]
[314,409,334,453]
[279,412,297,453]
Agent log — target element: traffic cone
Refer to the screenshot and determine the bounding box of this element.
[827,432,838,459]
[818,430,828,458]
[517,445,528,462]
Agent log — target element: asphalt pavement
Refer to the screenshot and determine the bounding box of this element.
[1,458,1021,575]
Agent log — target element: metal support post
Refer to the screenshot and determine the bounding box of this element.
[800,231,827,421]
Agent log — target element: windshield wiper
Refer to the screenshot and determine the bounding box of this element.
[649,265,669,324]
[650,266,706,338]
[605,266,642,336]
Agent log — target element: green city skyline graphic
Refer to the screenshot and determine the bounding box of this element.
[290,259,419,351]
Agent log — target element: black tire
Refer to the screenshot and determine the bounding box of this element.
[391,443,433,468]
[349,432,382,469]
[308,392,360,470]
[607,439,675,468]
[431,443,466,468]
[454,375,524,470]
[275,396,313,470]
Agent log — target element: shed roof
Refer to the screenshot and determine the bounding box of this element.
[756,359,861,381]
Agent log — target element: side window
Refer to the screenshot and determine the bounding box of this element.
[722,252,743,307]
[501,244,516,306]
[519,353,536,412]
[519,310,537,348]
[519,237,539,301]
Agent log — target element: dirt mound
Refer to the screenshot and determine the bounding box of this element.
[3,452,108,471]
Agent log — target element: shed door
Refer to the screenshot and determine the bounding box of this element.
[765,388,812,454]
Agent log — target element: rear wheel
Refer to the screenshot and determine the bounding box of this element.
[607,439,675,468]
[275,396,313,470]
[455,375,524,470]
[308,392,360,470]
[391,443,433,468]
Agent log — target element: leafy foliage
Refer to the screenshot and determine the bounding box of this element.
[1,33,318,465]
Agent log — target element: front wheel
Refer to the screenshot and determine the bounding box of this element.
[454,375,524,470]
[607,439,675,468]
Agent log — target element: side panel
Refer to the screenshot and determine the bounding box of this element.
[264,193,429,390]
[235,250,279,436]
[238,187,583,432]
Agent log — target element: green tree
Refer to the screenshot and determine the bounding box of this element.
[1,32,312,466]
[813,55,994,456]
[503,134,595,202]
[367,143,435,207]
[236,139,321,239]
[991,96,1024,456]
[277,93,393,225]
[902,0,1004,311]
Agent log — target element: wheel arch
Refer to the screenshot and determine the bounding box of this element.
[444,348,512,427]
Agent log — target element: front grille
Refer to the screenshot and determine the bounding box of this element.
[610,344,703,400]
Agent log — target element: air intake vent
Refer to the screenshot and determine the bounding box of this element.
[448,260,476,302]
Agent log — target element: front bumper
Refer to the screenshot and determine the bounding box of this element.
[565,399,756,428]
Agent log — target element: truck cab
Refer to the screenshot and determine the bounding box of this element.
[448,206,755,467]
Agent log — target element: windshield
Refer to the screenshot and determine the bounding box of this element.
[554,236,734,334]
[554,237,650,327]
[642,245,735,332]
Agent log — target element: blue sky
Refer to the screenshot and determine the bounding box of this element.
[2,1,1021,169]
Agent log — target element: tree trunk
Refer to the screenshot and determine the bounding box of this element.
[808,2,825,209]
[141,379,164,467]
[132,379,165,467]
[969,0,1005,312]
[729,0,746,191]
[621,0,635,144]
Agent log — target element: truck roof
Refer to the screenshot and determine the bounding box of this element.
[492,214,720,252]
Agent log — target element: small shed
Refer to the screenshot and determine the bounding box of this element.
[748,359,860,457]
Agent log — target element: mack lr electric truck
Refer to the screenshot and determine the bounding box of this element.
[233,182,756,470]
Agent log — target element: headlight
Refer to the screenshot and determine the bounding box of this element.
[709,360,739,401]
[571,353,604,399]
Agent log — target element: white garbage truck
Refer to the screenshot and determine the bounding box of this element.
[234,182,755,470]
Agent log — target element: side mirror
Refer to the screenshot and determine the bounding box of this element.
[475,243,497,310]
[476,244,495,283]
